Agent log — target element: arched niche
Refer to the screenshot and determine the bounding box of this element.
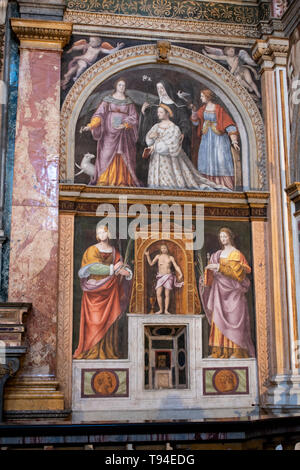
[60,44,266,191]
[128,225,201,315]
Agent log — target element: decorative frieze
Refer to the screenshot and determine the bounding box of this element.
[65,11,261,40]
[65,0,270,25]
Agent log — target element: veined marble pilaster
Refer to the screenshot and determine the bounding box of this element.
[253,37,300,409]
[6,19,72,412]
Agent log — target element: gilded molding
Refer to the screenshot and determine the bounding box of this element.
[285,182,300,204]
[10,18,72,50]
[252,37,289,69]
[64,10,260,39]
[60,44,266,190]
[57,214,74,409]
[59,184,270,203]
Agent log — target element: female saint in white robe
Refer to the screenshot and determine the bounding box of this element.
[145,105,229,191]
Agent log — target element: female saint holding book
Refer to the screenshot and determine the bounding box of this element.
[200,227,255,359]
[80,77,140,187]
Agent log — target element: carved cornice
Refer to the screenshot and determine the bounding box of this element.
[59,184,270,201]
[64,10,261,39]
[285,182,300,203]
[10,18,72,51]
[65,0,270,25]
[59,185,269,220]
[252,36,289,69]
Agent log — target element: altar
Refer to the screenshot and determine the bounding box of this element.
[72,314,258,421]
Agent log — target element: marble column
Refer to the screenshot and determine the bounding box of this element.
[5,19,72,413]
[253,37,300,409]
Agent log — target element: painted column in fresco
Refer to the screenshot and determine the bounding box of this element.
[247,195,270,401]
[5,19,72,412]
[253,37,300,407]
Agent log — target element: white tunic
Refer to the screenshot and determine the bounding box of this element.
[146,122,228,191]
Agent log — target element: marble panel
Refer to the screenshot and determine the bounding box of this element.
[8,205,59,375]
[12,48,61,208]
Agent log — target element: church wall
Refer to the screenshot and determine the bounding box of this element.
[1,0,300,420]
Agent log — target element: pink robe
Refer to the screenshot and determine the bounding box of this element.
[90,95,140,186]
[200,250,255,357]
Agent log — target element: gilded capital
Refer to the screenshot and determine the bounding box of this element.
[285,183,300,204]
[156,41,171,64]
[10,18,72,51]
[252,37,289,70]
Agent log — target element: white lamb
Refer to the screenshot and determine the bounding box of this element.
[74,153,96,178]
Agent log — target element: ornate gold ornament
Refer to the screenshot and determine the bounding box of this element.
[156,40,171,63]
[213,369,238,393]
[10,19,72,50]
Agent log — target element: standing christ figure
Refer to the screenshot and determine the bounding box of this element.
[145,244,184,315]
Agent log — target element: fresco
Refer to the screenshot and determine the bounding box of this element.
[198,226,255,359]
[72,217,133,360]
[72,216,255,362]
[71,63,243,191]
[62,36,124,91]
[202,46,261,102]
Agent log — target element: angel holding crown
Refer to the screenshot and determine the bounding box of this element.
[62,36,124,90]
[202,46,260,99]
